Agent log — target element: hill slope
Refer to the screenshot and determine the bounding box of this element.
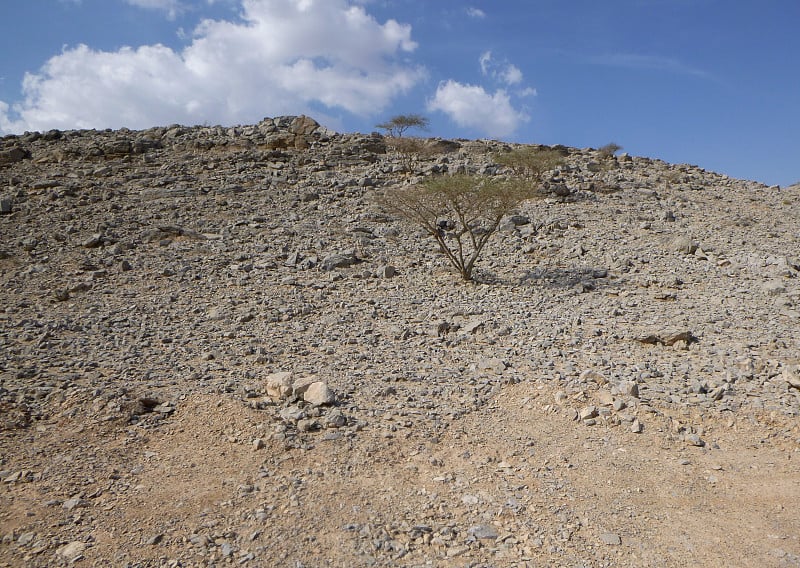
[1,116,799,566]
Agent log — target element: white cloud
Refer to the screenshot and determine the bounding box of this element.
[478,51,523,86]
[427,80,528,138]
[466,7,486,19]
[126,0,184,20]
[0,0,423,134]
[500,64,522,85]
[479,51,492,75]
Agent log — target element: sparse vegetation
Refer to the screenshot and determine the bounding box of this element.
[385,136,445,173]
[376,114,430,137]
[598,142,623,159]
[380,174,538,281]
[493,146,565,180]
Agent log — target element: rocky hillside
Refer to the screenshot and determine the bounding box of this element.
[1,116,799,567]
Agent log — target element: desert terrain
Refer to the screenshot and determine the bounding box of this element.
[1,116,799,567]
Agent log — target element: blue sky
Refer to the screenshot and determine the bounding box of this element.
[1,0,798,186]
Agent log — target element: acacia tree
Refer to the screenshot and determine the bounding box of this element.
[376,114,430,137]
[381,174,538,281]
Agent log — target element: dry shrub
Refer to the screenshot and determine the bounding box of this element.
[493,146,565,179]
[386,137,447,173]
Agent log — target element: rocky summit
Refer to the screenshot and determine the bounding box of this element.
[1,115,799,567]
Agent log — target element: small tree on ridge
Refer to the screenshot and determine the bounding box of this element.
[376,114,430,137]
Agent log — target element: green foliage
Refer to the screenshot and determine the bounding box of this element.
[598,142,623,159]
[493,147,565,179]
[380,174,538,281]
[376,114,430,137]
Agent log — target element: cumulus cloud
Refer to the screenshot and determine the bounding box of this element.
[427,80,528,138]
[0,0,423,134]
[479,50,523,86]
[466,7,486,19]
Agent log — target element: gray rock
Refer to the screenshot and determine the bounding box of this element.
[297,418,321,432]
[599,533,621,545]
[621,381,640,398]
[0,196,12,215]
[784,366,800,390]
[671,235,698,255]
[321,252,359,270]
[220,542,234,557]
[579,405,598,420]
[292,375,319,396]
[0,146,29,165]
[266,371,293,399]
[324,409,347,428]
[468,524,499,541]
[59,541,86,559]
[580,369,608,385]
[279,405,306,422]
[476,357,506,374]
[62,496,85,510]
[303,382,336,406]
[685,433,705,447]
[16,532,36,546]
[81,233,104,248]
[379,265,397,278]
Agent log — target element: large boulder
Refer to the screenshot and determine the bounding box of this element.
[0,146,30,165]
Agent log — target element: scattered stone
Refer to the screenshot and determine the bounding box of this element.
[321,251,359,271]
[685,433,705,447]
[580,369,608,385]
[636,331,698,347]
[0,114,796,567]
[379,265,397,278]
[62,496,85,511]
[477,357,506,374]
[468,524,499,541]
[596,390,614,406]
[670,236,698,255]
[579,405,598,420]
[81,233,105,248]
[599,533,621,546]
[279,405,306,422]
[783,366,800,390]
[324,409,347,428]
[621,381,640,398]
